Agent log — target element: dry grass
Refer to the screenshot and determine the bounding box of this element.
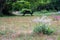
[0,16,60,40]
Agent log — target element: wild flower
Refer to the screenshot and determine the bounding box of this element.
[33,16,54,35]
[32,16,52,25]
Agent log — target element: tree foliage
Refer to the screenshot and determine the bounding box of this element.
[0,0,60,16]
[12,1,31,11]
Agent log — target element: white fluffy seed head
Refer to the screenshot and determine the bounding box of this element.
[32,16,52,25]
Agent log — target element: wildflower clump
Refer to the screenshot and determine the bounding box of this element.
[33,24,54,35]
[33,16,54,35]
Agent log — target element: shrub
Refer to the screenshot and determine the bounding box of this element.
[33,26,42,33]
[12,1,31,11]
[33,24,54,35]
[42,25,54,35]
[21,8,33,16]
[21,8,32,13]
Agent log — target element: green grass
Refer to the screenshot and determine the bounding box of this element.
[0,11,60,17]
[34,11,60,16]
[58,35,60,40]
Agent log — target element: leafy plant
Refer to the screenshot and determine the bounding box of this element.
[42,25,54,35]
[33,24,54,35]
[33,26,42,33]
[12,1,31,11]
[0,31,6,35]
[21,8,32,13]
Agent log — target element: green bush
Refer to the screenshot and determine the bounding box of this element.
[33,24,54,35]
[33,26,42,33]
[21,8,32,13]
[12,1,31,11]
[42,25,54,35]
